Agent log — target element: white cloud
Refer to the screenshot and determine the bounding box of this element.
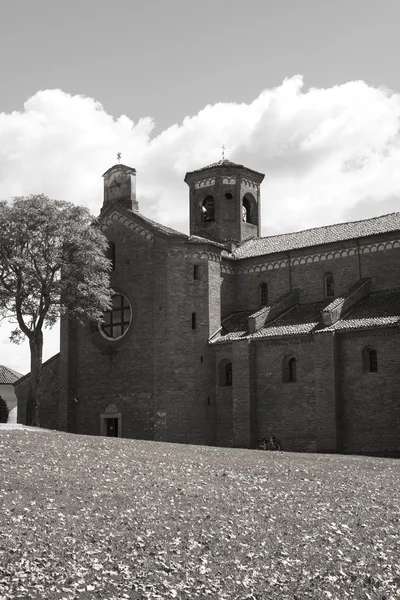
[1,76,400,373]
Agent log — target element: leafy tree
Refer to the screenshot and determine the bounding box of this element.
[0,395,9,423]
[0,195,112,426]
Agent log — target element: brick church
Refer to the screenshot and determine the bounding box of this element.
[16,159,400,454]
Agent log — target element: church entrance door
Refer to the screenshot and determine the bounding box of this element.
[106,417,119,437]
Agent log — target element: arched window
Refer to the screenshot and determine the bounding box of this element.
[283,356,297,383]
[324,273,335,298]
[288,358,297,382]
[201,196,215,223]
[242,193,258,226]
[219,359,233,387]
[363,347,378,373]
[100,293,132,340]
[106,241,115,270]
[259,282,268,306]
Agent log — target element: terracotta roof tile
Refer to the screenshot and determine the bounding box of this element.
[322,289,400,331]
[186,159,245,174]
[220,311,253,336]
[0,365,23,384]
[213,289,400,344]
[135,213,188,239]
[185,159,264,181]
[232,213,400,260]
[214,301,329,343]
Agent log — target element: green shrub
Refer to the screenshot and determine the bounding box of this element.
[0,396,9,423]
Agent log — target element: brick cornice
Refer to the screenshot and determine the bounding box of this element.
[99,210,153,241]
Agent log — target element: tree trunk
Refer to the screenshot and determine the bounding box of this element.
[27,332,43,427]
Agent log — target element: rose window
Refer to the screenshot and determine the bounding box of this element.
[100,294,131,340]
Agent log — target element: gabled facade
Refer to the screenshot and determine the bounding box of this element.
[15,160,400,455]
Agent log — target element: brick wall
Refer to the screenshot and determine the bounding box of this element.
[213,326,400,454]
[234,267,290,312]
[359,246,400,291]
[232,340,252,447]
[55,212,222,446]
[189,178,242,243]
[314,332,338,452]
[215,348,233,446]
[290,252,359,303]
[187,166,263,244]
[256,338,317,452]
[159,243,217,445]
[227,234,400,315]
[71,220,156,439]
[338,329,400,455]
[220,271,236,319]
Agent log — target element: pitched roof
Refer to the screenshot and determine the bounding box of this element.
[232,213,400,260]
[220,310,254,336]
[99,203,224,249]
[0,365,23,384]
[214,289,400,344]
[322,289,400,332]
[187,235,226,248]
[185,159,265,181]
[186,159,245,174]
[134,212,187,239]
[215,301,329,343]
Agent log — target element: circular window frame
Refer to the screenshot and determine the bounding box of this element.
[98,293,132,342]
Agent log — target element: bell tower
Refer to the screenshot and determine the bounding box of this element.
[184,159,265,244]
[101,163,138,213]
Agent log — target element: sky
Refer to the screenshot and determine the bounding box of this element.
[1,0,400,374]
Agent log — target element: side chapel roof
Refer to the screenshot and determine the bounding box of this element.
[214,289,400,343]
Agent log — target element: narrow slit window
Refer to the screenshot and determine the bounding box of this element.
[369,349,378,373]
[288,357,296,382]
[259,282,268,306]
[192,312,197,329]
[225,362,232,386]
[283,356,297,383]
[193,265,199,280]
[363,347,378,373]
[325,273,334,298]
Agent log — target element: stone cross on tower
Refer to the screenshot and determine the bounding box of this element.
[117,152,122,164]
[221,145,226,160]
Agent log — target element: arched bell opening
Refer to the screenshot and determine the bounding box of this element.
[201,196,215,223]
[242,193,258,226]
